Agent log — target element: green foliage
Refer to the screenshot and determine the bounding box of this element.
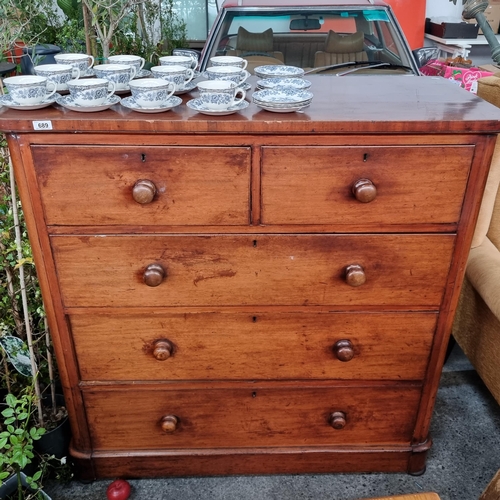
[0,136,50,397]
[0,389,47,498]
[112,0,188,66]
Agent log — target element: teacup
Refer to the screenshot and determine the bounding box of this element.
[150,65,194,91]
[204,66,250,85]
[197,80,246,110]
[34,64,80,92]
[94,64,136,90]
[108,55,145,75]
[3,75,57,105]
[67,78,116,106]
[210,56,248,70]
[55,53,94,75]
[159,55,197,70]
[128,78,176,108]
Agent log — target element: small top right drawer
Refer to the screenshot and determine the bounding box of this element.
[261,145,473,226]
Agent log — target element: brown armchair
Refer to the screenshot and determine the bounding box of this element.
[452,75,500,405]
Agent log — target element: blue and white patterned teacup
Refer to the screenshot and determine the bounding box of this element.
[34,64,80,92]
[150,65,194,91]
[204,66,250,85]
[108,55,145,75]
[159,55,197,70]
[3,75,57,105]
[210,56,248,70]
[94,64,136,90]
[197,80,246,110]
[67,78,115,106]
[128,78,175,108]
[55,53,94,75]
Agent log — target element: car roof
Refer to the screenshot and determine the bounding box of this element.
[220,0,389,8]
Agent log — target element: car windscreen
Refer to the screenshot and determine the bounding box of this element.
[207,8,412,71]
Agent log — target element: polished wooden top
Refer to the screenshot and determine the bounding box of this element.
[1,75,500,134]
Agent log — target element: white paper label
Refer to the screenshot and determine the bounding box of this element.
[32,120,53,131]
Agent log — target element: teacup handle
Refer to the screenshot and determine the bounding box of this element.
[166,82,176,100]
[138,57,145,71]
[129,66,137,80]
[71,67,81,79]
[107,81,116,98]
[239,70,250,84]
[240,60,248,70]
[184,68,194,84]
[88,55,95,68]
[46,81,57,99]
[232,88,246,106]
[190,56,197,69]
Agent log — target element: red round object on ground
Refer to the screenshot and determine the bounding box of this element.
[106,479,131,500]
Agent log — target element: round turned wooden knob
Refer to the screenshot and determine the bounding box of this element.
[352,178,377,203]
[153,340,173,361]
[132,179,157,204]
[333,340,354,362]
[160,415,178,433]
[143,264,165,287]
[329,411,347,429]
[345,264,366,287]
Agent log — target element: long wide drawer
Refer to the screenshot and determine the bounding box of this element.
[84,383,422,450]
[52,234,454,307]
[31,145,251,226]
[261,145,473,225]
[71,311,436,381]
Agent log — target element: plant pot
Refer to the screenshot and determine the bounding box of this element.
[34,395,71,459]
[0,472,51,500]
[20,44,62,75]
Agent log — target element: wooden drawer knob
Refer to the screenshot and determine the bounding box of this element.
[143,264,165,287]
[352,178,377,203]
[132,179,157,204]
[160,415,178,433]
[153,340,173,361]
[345,264,366,287]
[333,340,354,362]
[329,411,347,429]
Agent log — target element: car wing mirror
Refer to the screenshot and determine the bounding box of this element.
[412,47,439,68]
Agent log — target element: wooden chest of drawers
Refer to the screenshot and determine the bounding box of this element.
[2,76,500,478]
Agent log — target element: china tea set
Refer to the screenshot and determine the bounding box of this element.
[0,52,313,115]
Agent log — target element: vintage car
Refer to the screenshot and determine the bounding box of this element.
[194,0,434,76]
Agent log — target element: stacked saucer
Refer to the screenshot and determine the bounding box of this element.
[254,65,304,79]
[252,88,313,113]
[256,77,311,91]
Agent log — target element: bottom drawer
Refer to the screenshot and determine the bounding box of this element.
[84,383,422,450]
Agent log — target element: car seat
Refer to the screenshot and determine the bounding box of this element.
[226,27,284,73]
[314,30,368,67]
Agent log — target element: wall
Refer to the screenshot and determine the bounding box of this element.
[386,0,427,49]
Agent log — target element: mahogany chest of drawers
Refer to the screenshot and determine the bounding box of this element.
[2,76,500,478]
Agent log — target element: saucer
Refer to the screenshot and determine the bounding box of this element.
[237,82,251,91]
[0,93,59,110]
[186,97,249,116]
[174,80,197,95]
[120,95,182,113]
[56,94,121,112]
[133,69,152,79]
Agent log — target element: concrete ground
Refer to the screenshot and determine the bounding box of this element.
[43,344,500,500]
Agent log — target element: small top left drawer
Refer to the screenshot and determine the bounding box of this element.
[31,145,251,226]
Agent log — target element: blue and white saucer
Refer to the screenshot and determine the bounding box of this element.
[120,95,182,113]
[133,69,152,79]
[237,82,251,91]
[174,80,197,95]
[0,93,59,110]
[256,77,311,91]
[254,65,304,79]
[56,94,120,112]
[186,97,249,116]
